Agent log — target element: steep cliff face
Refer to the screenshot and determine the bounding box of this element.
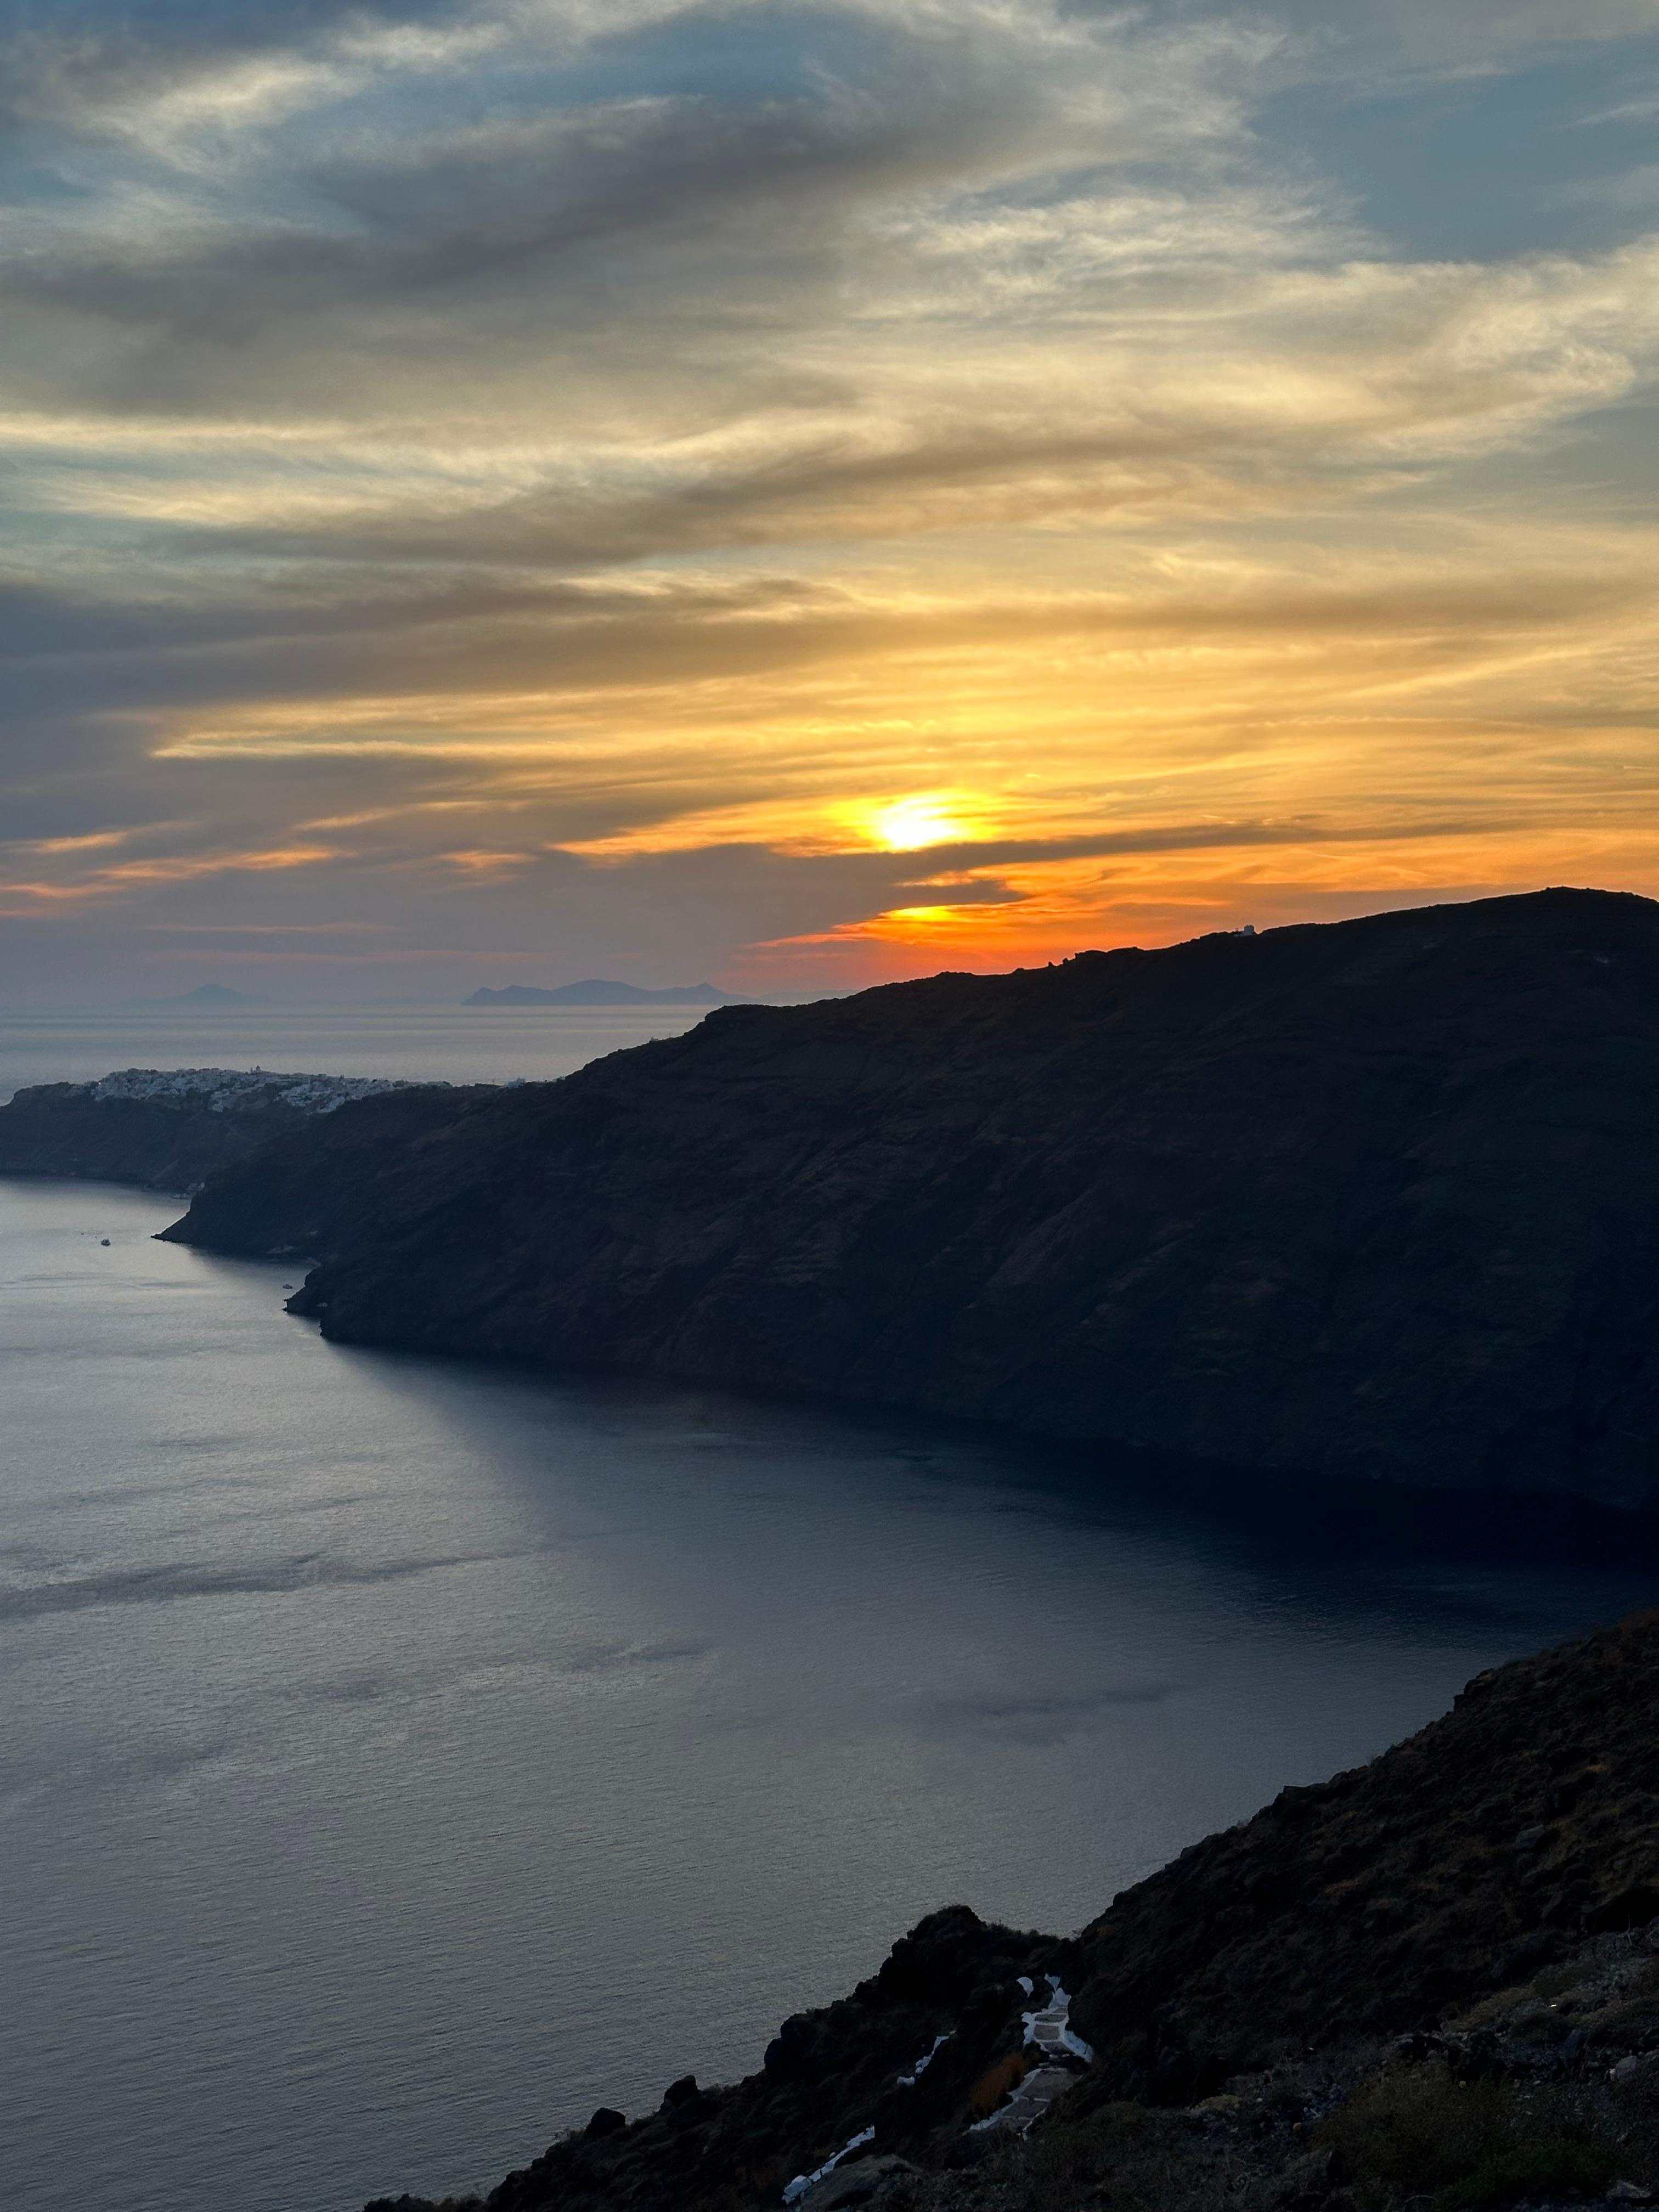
[369,1611,1659,2212]
[0,1066,452,1194]
[162,888,1659,1505]
[1065,1607,1659,2098]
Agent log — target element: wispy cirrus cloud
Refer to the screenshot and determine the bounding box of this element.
[1,0,1658,996]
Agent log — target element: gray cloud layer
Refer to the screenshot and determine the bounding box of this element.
[2,0,1657,994]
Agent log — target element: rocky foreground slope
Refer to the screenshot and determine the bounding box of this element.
[147,888,1659,1507]
[0,1066,437,1193]
[371,1611,1659,2212]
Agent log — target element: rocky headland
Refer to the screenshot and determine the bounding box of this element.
[0,1065,448,1194]
[369,1610,1659,2212]
[133,885,1659,1508]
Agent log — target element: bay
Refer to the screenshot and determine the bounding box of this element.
[3,1173,1656,2212]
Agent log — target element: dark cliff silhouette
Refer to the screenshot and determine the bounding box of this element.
[138,888,1659,1508]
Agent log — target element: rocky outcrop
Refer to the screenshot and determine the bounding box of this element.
[1065,1606,1659,2101]
[364,1907,1073,2212]
[0,1066,448,1194]
[366,1611,1659,2212]
[160,888,1659,1506]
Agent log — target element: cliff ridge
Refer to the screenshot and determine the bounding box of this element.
[157,888,1659,1506]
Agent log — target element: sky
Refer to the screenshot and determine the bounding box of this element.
[3,0,1658,1000]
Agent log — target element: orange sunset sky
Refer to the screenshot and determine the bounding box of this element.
[3,0,1658,997]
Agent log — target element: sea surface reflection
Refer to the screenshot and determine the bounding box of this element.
[3,1177,1655,2212]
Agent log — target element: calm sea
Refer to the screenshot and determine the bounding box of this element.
[0,1002,716,1103]
[3,1013,1657,2212]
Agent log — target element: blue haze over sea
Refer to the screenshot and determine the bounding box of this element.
[3,1008,1657,2212]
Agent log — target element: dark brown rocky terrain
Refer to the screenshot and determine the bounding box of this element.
[153,887,1659,1506]
[366,1611,1659,2212]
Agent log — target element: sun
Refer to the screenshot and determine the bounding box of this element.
[870,795,969,852]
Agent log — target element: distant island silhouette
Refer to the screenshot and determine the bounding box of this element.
[465,980,735,1007]
[121,984,278,1008]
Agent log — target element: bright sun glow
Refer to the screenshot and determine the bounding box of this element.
[870,796,969,851]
